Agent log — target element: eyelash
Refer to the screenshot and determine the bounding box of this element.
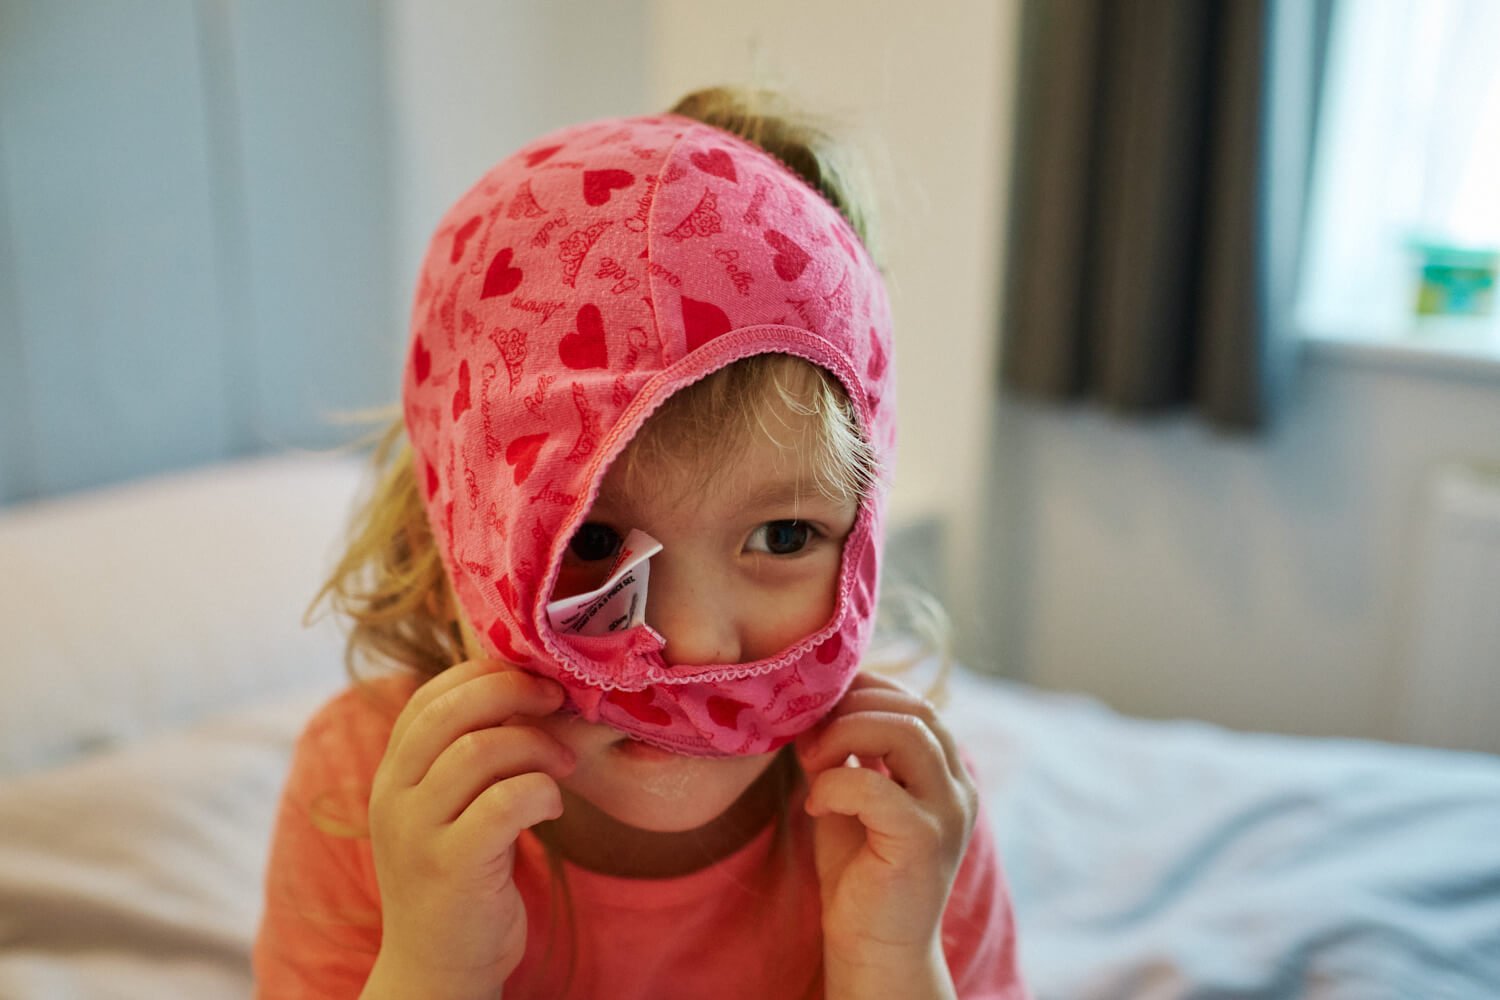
[746,520,822,557]
[565,519,824,562]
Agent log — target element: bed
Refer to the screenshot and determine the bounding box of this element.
[1,453,1497,998]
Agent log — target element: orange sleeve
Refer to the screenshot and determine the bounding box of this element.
[942,780,1031,999]
[252,677,415,999]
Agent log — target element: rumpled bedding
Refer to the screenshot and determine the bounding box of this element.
[941,672,1500,999]
[0,692,331,998]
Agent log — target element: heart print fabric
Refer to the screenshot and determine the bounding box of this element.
[402,113,895,756]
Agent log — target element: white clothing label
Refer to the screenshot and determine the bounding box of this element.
[544,529,662,636]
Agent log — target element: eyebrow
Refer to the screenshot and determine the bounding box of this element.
[739,478,839,512]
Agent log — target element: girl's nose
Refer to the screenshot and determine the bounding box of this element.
[644,557,741,667]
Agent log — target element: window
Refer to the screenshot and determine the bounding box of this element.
[1297,0,1500,359]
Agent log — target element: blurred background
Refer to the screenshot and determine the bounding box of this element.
[2,0,1498,752]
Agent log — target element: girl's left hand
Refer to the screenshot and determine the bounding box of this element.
[795,672,977,993]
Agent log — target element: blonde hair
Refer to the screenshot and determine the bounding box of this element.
[308,413,466,684]
[310,85,899,687]
[619,353,878,509]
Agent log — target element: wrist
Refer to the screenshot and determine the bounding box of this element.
[361,948,504,1000]
[822,937,956,1000]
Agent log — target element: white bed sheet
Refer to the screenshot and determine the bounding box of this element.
[0,690,333,999]
[941,669,1500,999]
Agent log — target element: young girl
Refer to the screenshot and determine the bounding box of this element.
[254,86,1027,999]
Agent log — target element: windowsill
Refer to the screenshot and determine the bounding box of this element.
[1301,319,1500,381]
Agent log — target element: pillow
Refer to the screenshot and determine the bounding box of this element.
[0,452,366,778]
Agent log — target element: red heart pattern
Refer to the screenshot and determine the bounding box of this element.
[690,148,737,183]
[609,689,671,727]
[504,432,547,485]
[451,360,471,419]
[411,337,431,384]
[867,328,888,381]
[481,248,524,299]
[764,230,811,281]
[707,695,751,729]
[487,618,531,664]
[680,295,731,353]
[582,168,635,206]
[450,215,481,264]
[559,304,609,369]
[815,632,843,665]
[524,144,562,168]
[496,573,518,613]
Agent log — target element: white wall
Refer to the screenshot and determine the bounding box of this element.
[973,351,1500,742]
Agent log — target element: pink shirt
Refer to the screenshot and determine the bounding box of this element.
[254,678,1028,999]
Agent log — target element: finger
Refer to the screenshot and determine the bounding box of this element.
[804,765,938,864]
[795,671,918,748]
[841,670,921,701]
[798,710,954,804]
[388,667,567,789]
[417,725,576,824]
[388,658,501,752]
[821,683,934,726]
[449,770,565,853]
[817,683,966,784]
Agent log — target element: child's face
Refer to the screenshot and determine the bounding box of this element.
[554,415,857,666]
[536,389,859,832]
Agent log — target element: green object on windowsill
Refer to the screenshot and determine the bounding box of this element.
[1409,239,1498,318]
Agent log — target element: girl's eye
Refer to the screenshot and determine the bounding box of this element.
[569,522,622,562]
[749,520,815,556]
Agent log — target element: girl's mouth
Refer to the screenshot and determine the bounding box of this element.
[611,737,681,762]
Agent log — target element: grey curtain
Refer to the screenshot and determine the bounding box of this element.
[1000,0,1329,431]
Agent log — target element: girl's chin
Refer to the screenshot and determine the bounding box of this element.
[576,742,761,829]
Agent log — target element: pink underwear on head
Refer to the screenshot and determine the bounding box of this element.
[401,112,896,757]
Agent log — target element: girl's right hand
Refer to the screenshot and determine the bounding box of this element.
[360,659,575,1000]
